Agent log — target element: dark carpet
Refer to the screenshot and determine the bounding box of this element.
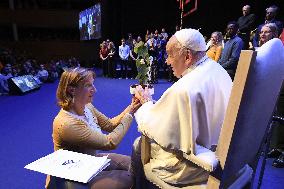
[0,77,283,189]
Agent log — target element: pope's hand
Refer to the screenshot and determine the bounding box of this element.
[134,85,153,104]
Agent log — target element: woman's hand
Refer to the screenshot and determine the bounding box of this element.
[128,97,142,115]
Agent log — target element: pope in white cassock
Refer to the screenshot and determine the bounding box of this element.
[131,29,232,188]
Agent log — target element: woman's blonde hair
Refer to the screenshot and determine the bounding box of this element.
[211,31,223,45]
[56,67,95,109]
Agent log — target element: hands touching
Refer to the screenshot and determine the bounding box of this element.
[128,97,142,115]
[127,85,153,116]
[134,85,153,104]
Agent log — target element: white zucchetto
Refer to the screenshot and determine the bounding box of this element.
[174,28,207,51]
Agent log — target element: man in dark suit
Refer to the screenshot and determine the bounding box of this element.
[237,5,255,49]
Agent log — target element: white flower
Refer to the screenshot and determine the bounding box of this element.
[140,59,145,64]
[149,56,153,65]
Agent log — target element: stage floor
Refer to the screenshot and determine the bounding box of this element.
[0,77,283,189]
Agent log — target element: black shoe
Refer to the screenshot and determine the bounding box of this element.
[272,153,284,168]
[267,148,282,158]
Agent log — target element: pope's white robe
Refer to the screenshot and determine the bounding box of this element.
[135,56,232,185]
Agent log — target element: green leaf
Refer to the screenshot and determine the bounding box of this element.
[133,42,151,84]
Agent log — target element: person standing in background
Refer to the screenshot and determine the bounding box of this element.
[107,41,116,78]
[237,5,255,49]
[119,39,130,79]
[99,41,109,77]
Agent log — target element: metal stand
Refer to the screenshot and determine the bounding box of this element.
[256,116,284,189]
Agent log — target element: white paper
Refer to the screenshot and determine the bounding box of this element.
[25,150,110,183]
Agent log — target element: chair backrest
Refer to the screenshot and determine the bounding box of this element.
[208,39,284,188]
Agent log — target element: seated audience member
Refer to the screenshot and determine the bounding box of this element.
[46,67,141,189]
[206,31,223,62]
[47,63,59,82]
[22,60,36,75]
[253,5,283,47]
[218,21,244,80]
[258,23,279,48]
[0,73,10,94]
[2,63,13,77]
[131,29,232,188]
[0,63,13,94]
[237,5,256,49]
[36,64,49,82]
[55,60,66,76]
[12,67,20,77]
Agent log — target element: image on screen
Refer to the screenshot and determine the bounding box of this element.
[11,75,40,93]
[79,3,101,40]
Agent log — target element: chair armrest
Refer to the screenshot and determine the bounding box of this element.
[140,135,219,171]
[183,144,218,172]
[141,135,151,165]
